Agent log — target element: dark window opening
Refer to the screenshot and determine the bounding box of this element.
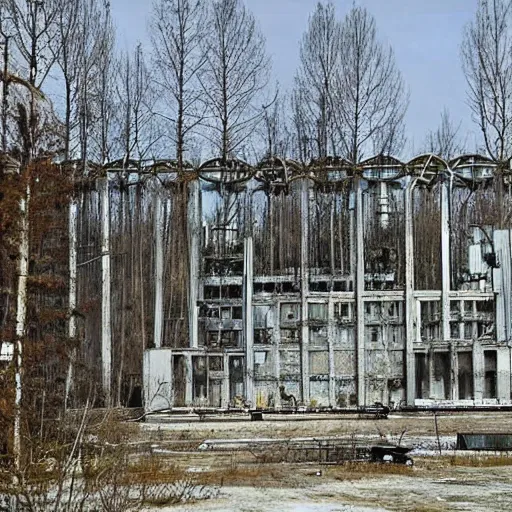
[484,350,497,399]
[458,352,474,400]
[415,353,429,399]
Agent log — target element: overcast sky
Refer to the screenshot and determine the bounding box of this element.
[110,0,480,158]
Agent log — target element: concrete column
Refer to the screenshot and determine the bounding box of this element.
[497,346,511,402]
[153,192,164,348]
[473,342,484,402]
[378,181,389,229]
[273,302,281,407]
[185,353,193,406]
[493,230,511,343]
[404,179,416,405]
[300,178,310,405]
[188,179,201,348]
[441,179,451,343]
[428,348,435,399]
[223,353,230,407]
[100,175,112,405]
[327,298,335,406]
[355,180,366,406]
[451,345,458,401]
[244,237,254,404]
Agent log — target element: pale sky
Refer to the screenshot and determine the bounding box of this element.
[110,0,480,158]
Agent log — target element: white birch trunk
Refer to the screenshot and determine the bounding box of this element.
[65,195,78,409]
[14,181,30,471]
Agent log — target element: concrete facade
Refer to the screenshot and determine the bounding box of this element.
[110,155,511,411]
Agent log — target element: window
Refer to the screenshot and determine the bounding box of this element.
[281,303,300,323]
[334,303,351,320]
[308,303,327,321]
[254,329,272,344]
[281,328,298,343]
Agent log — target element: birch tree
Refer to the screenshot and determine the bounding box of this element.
[199,0,270,161]
[150,0,205,169]
[335,6,408,162]
[462,0,512,161]
[293,2,341,159]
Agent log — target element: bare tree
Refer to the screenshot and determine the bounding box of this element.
[55,0,108,161]
[87,7,116,163]
[150,0,205,169]
[335,6,408,162]
[462,0,512,161]
[116,45,159,162]
[198,0,270,161]
[3,0,62,160]
[293,1,341,159]
[260,88,290,159]
[424,108,466,160]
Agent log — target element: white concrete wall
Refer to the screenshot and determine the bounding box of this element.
[143,349,173,412]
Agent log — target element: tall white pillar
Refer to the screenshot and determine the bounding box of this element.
[188,180,200,348]
[355,180,365,406]
[153,191,164,349]
[404,179,416,405]
[101,175,112,405]
[244,237,254,404]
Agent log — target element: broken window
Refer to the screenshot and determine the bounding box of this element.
[254,328,272,344]
[280,303,300,323]
[281,328,298,343]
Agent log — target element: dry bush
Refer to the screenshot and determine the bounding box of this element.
[143,479,219,507]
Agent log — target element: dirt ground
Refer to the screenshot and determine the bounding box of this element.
[136,412,512,511]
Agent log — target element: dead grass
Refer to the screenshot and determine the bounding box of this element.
[329,461,414,479]
[445,454,512,467]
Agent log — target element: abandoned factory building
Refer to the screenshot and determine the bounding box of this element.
[74,154,512,410]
